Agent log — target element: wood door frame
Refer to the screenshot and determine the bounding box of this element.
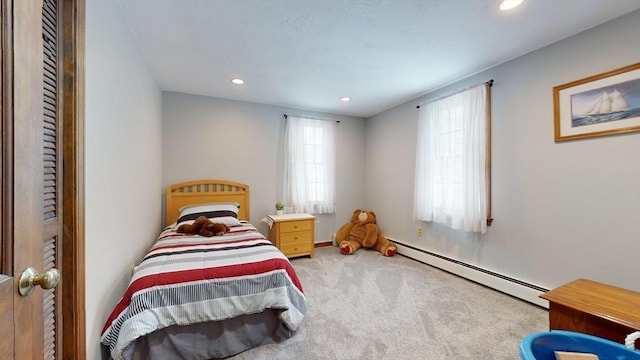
[1,0,14,279]
[1,0,85,358]
[60,0,86,358]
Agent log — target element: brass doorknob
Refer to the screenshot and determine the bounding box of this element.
[18,267,60,296]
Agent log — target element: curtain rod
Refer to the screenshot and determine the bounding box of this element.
[416,79,494,109]
[284,113,340,123]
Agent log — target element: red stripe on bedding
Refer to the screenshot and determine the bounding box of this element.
[156,226,259,243]
[149,236,268,253]
[102,258,303,333]
[228,226,257,233]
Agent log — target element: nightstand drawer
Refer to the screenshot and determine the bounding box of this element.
[280,240,313,256]
[279,220,312,233]
[280,230,312,244]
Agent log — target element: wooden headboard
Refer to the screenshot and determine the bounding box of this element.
[165,179,250,226]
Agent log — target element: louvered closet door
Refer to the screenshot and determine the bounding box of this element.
[3,0,64,360]
[3,0,64,358]
[42,0,63,358]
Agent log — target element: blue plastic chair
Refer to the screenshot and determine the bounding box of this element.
[519,330,640,360]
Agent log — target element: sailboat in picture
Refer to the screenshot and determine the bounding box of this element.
[572,88,639,127]
[584,90,629,116]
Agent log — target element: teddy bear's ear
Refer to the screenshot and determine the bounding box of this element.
[369,211,376,218]
[353,209,361,214]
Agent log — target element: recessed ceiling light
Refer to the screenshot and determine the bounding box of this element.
[340,97,351,102]
[499,0,523,11]
[231,78,244,85]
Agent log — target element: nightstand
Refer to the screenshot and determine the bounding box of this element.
[267,214,315,258]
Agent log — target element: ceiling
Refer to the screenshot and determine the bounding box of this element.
[118,0,640,118]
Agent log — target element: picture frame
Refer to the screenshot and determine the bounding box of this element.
[553,62,640,142]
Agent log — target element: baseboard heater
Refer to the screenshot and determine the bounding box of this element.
[391,240,549,309]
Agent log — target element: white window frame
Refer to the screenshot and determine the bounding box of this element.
[414,82,493,233]
[283,115,336,214]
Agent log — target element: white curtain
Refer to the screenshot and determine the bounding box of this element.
[414,85,487,233]
[283,116,336,214]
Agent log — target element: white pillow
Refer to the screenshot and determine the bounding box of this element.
[176,202,241,227]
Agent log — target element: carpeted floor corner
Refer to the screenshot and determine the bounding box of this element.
[228,246,548,360]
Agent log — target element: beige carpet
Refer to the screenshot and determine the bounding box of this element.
[228,246,548,360]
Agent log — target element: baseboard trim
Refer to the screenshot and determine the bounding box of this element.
[392,240,549,308]
[314,241,333,248]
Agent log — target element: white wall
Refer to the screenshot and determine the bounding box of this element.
[162,92,367,242]
[365,10,640,292]
[85,0,162,358]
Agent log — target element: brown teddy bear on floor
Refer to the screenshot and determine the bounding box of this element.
[335,209,396,256]
[176,216,230,237]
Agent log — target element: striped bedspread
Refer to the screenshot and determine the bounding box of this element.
[100,224,307,360]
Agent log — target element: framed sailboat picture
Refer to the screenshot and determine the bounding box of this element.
[553,62,640,142]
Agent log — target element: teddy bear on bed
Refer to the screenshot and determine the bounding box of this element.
[176,216,230,237]
[335,209,397,256]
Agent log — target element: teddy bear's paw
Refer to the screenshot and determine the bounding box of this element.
[176,225,189,234]
[339,243,354,255]
[384,246,397,257]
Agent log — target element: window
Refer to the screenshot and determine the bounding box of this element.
[414,82,492,233]
[283,115,336,214]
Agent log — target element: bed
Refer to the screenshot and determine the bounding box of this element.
[100,180,307,360]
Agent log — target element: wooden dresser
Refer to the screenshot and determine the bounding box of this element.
[540,278,640,344]
[268,214,315,259]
